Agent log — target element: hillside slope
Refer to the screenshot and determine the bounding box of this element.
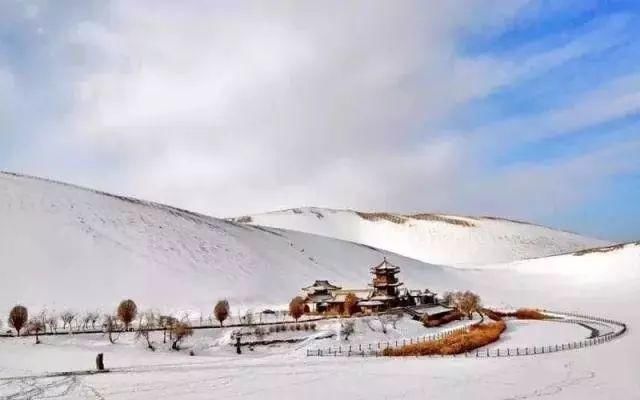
[0,173,471,313]
[234,208,609,266]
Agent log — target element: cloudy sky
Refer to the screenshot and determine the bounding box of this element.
[1,0,639,241]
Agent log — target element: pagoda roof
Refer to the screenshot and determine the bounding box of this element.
[370,258,400,272]
[302,280,342,291]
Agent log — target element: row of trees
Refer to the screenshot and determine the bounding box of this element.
[5,299,233,349]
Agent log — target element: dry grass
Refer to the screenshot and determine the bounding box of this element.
[513,309,548,320]
[422,310,463,327]
[574,243,626,256]
[234,216,252,223]
[481,308,548,320]
[481,308,506,321]
[355,212,407,224]
[407,214,475,227]
[384,321,506,356]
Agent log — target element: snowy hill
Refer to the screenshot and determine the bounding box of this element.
[233,207,609,266]
[0,172,472,313]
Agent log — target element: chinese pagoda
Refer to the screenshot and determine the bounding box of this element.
[367,257,404,309]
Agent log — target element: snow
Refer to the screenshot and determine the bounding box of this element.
[238,207,609,267]
[1,172,640,399]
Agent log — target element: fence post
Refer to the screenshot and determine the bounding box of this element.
[359,344,362,351]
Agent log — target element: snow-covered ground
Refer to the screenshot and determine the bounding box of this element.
[0,172,639,399]
[235,207,608,267]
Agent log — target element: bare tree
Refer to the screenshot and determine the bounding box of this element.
[117,299,138,331]
[88,312,100,330]
[46,313,58,334]
[447,291,481,320]
[135,311,157,351]
[340,320,355,341]
[60,311,76,331]
[103,314,121,344]
[8,305,28,336]
[289,296,305,322]
[214,300,230,327]
[170,321,193,350]
[26,319,45,344]
[158,315,177,344]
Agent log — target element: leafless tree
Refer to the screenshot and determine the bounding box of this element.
[117,299,138,330]
[158,315,177,344]
[103,314,121,344]
[214,300,230,327]
[88,312,100,330]
[289,297,305,322]
[242,310,254,326]
[170,321,193,350]
[340,320,355,341]
[60,311,76,331]
[46,313,58,334]
[26,319,45,344]
[447,291,481,320]
[135,311,157,351]
[8,305,28,336]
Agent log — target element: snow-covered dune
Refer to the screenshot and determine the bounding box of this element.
[0,172,471,313]
[234,207,608,267]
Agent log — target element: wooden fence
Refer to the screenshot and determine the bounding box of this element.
[306,310,627,358]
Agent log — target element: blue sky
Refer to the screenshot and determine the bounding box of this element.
[0,1,639,241]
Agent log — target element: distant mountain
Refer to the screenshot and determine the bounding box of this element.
[0,172,469,313]
[232,207,609,267]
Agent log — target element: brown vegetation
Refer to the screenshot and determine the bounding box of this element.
[289,296,305,321]
[422,310,463,327]
[355,212,407,224]
[9,305,28,336]
[384,321,506,356]
[574,243,626,256]
[513,308,548,320]
[117,299,138,330]
[343,293,360,316]
[408,214,475,227]
[443,291,481,319]
[214,300,230,326]
[171,321,193,350]
[481,308,548,320]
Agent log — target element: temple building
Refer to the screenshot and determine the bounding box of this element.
[301,258,440,314]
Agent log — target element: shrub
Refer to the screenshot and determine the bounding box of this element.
[310,323,317,331]
[117,299,138,330]
[170,322,193,350]
[302,323,309,331]
[514,309,548,320]
[268,326,276,333]
[8,305,28,336]
[422,310,463,327]
[214,300,230,327]
[295,324,302,331]
[384,321,506,356]
[289,296,305,322]
[481,308,548,320]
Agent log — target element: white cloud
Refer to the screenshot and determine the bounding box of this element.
[7,1,640,231]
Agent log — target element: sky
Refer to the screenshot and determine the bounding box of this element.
[0,0,639,241]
